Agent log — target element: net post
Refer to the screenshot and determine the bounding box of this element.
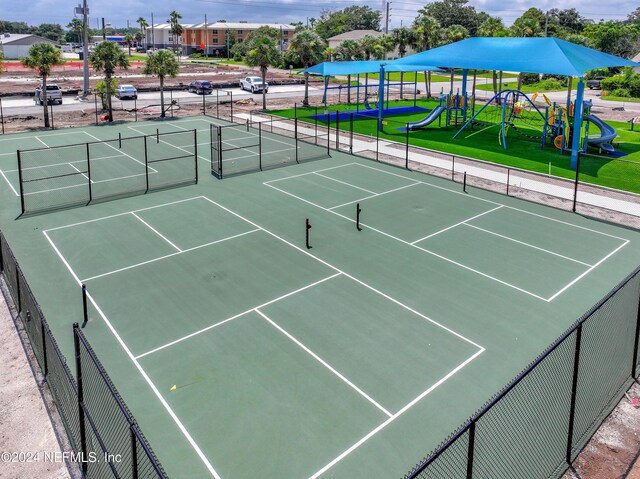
[17,150,26,215]
[73,322,88,477]
[130,425,139,479]
[144,135,150,192]
[632,295,640,380]
[86,143,92,203]
[405,125,409,169]
[294,118,299,164]
[134,97,138,122]
[572,153,581,212]
[349,113,353,154]
[314,106,318,144]
[326,114,331,156]
[118,132,122,149]
[258,123,263,171]
[193,129,199,184]
[356,203,362,231]
[82,284,89,325]
[40,319,48,378]
[466,422,476,478]
[463,171,467,193]
[246,118,250,132]
[566,324,583,464]
[202,89,206,114]
[306,218,312,249]
[156,129,159,144]
[210,124,214,172]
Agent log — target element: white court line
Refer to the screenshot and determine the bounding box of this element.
[463,223,594,267]
[82,130,156,172]
[411,206,504,244]
[5,154,125,173]
[308,348,485,479]
[82,228,260,282]
[313,171,376,195]
[45,196,204,232]
[0,130,82,142]
[263,163,354,184]
[68,162,91,183]
[0,168,19,197]
[221,145,296,163]
[328,183,421,211]
[256,309,393,418]
[34,136,50,148]
[547,240,630,301]
[131,212,182,252]
[127,125,210,164]
[42,230,223,479]
[136,273,342,359]
[265,182,549,302]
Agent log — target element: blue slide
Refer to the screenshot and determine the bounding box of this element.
[584,114,617,153]
[399,105,447,131]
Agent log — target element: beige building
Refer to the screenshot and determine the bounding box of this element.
[327,29,416,60]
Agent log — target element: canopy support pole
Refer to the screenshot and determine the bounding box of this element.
[356,74,360,112]
[378,64,385,131]
[414,76,417,107]
[323,76,328,113]
[570,77,585,170]
[461,69,469,122]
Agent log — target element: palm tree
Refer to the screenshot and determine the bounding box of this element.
[412,16,442,98]
[288,29,326,106]
[390,27,415,99]
[245,36,282,110]
[359,35,380,60]
[124,33,134,56]
[443,25,469,94]
[21,43,65,127]
[137,17,148,49]
[167,11,183,55]
[143,50,179,118]
[134,31,144,48]
[89,41,129,122]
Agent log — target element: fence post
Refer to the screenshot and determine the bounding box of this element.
[336,114,340,150]
[466,422,476,479]
[452,155,456,181]
[41,319,48,378]
[405,125,410,169]
[218,126,223,178]
[0,97,4,134]
[144,136,149,192]
[349,114,353,154]
[73,323,88,477]
[258,123,263,171]
[193,129,199,184]
[86,143,92,203]
[134,97,138,122]
[17,150,26,215]
[130,426,139,479]
[572,153,581,212]
[294,118,299,164]
[632,295,640,380]
[94,93,99,125]
[566,324,583,464]
[506,168,510,196]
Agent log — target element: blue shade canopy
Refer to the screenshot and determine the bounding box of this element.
[301,60,442,76]
[393,37,640,76]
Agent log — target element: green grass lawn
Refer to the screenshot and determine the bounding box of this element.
[366,72,452,83]
[475,78,578,94]
[600,95,640,103]
[269,99,640,194]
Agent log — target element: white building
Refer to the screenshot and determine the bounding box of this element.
[0,33,58,59]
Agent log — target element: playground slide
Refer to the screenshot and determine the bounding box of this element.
[403,106,447,131]
[584,114,617,153]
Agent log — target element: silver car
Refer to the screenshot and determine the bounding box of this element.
[239,76,268,93]
[115,84,138,100]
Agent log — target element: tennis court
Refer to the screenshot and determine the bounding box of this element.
[0,115,639,478]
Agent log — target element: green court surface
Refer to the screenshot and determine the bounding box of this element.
[1,115,640,478]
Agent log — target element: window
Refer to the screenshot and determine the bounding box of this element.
[237,30,243,34]
[212,38,219,44]
[283,30,289,35]
[212,29,218,34]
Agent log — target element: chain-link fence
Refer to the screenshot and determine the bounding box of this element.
[0,229,167,479]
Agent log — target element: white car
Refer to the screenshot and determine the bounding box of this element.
[115,84,138,100]
[239,76,268,93]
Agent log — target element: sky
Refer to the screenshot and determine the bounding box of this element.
[0,0,636,30]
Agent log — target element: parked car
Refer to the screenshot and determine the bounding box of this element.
[34,84,62,105]
[587,76,606,89]
[188,80,213,95]
[115,84,138,100]
[240,76,268,93]
[135,46,146,52]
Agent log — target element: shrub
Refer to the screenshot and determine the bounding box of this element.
[539,79,564,90]
[520,73,540,85]
[600,76,626,91]
[95,79,118,110]
[629,76,640,98]
[610,88,631,98]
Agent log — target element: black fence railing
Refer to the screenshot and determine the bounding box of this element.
[0,229,167,479]
[209,117,330,178]
[403,266,640,479]
[17,129,198,215]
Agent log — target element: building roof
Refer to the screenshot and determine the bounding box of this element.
[0,33,57,45]
[394,37,640,76]
[327,30,382,42]
[152,22,294,30]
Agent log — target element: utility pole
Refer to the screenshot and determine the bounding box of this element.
[385,2,390,34]
[280,26,283,52]
[102,18,106,41]
[151,12,155,50]
[204,14,208,58]
[81,0,89,97]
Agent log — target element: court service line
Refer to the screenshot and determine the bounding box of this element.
[313,171,377,195]
[547,240,630,302]
[34,136,50,148]
[463,223,594,267]
[263,163,355,184]
[42,230,223,479]
[355,162,629,242]
[82,130,156,171]
[81,228,260,282]
[308,348,485,479]
[4,154,125,173]
[0,168,19,196]
[131,212,182,252]
[256,309,393,418]
[328,182,421,211]
[264,182,549,302]
[411,206,504,244]
[221,145,296,163]
[45,196,205,232]
[136,272,342,359]
[127,125,210,164]
[23,170,157,196]
[0,130,82,142]
[68,162,92,183]
[198,196,484,350]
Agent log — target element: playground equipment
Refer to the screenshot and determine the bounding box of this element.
[398,90,474,132]
[404,106,447,131]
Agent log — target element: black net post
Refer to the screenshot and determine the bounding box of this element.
[314,106,318,144]
[306,218,312,249]
[405,125,410,169]
[356,203,362,231]
[82,284,89,324]
[202,89,206,114]
[40,319,48,378]
[17,150,25,215]
[144,135,150,192]
[632,296,640,379]
[463,171,467,193]
[118,132,122,149]
[336,114,340,150]
[327,115,331,156]
[466,422,476,478]
[217,126,222,178]
[294,118,299,164]
[230,91,233,122]
[572,153,581,212]
[566,324,583,463]
[86,143,92,203]
[130,426,139,479]
[73,322,89,477]
[156,129,159,144]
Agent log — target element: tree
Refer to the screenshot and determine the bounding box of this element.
[137,17,149,48]
[95,78,118,110]
[628,7,640,24]
[551,8,592,34]
[511,8,545,37]
[65,18,84,43]
[477,16,505,37]
[583,21,640,58]
[332,39,364,61]
[167,11,183,54]
[315,6,382,39]
[124,34,134,56]
[134,31,144,47]
[143,50,179,117]
[359,35,385,60]
[34,24,65,42]
[288,29,326,106]
[90,41,129,122]
[418,0,481,36]
[234,26,280,59]
[21,43,65,128]
[412,16,443,98]
[245,36,281,109]
[390,27,415,98]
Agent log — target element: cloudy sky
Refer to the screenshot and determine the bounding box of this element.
[1,0,636,29]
